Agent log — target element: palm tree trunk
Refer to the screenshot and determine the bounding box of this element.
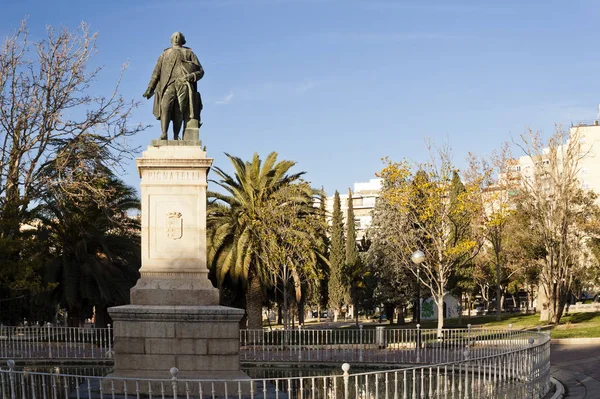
[297,296,305,326]
[246,274,264,330]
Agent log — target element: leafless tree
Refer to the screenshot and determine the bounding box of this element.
[0,20,146,236]
[515,125,599,323]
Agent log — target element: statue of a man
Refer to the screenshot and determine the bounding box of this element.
[143,32,204,140]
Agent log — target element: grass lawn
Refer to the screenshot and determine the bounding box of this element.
[333,312,600,339]
[550,312,600,338]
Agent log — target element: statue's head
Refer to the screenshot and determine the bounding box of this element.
[171,32,186,46]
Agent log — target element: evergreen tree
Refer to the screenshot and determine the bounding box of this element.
[344,189,362,324]
[345,189,359,267]
[316,189,330,319]
[328,191,346,320]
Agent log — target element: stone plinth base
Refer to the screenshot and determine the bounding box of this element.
[108,304,247,390]
[131,275,219,306]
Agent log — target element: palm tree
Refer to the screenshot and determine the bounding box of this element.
[207,152,312,329]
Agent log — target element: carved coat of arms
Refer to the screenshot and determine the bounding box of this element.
[166,212,183,240]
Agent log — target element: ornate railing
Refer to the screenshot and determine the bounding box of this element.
[240,325,534,365]
[0,324,113,360]
[0,326,551,398]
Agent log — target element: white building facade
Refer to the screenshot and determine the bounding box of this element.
[324,178,383,240]
[515,123,600,204]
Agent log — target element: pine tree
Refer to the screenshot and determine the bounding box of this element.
[345,189,361,323]
[345,189,359,267]
[328,191,346,321]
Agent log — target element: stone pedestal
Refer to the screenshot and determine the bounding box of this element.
[109,305,245,380]
[108,141,247,386]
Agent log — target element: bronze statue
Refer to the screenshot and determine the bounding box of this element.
[143,32,204,141]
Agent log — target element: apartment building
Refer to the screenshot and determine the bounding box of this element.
[515,122,600,203]
[324,178,383,241]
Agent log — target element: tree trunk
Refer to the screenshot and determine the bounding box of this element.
[384,303,394,324]
[496,262,502,321]
[539,284,551,322]
[297,296,305,326]
[436,294,444,338]
[396,305,405,325]
[467,294,471,320]
[552,284,568,324]
[246,274,264,330]
[317,304,321,322]
[277,304,283,325]
[283,285,289,330]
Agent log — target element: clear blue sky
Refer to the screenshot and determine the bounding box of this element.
[2,0,600,195]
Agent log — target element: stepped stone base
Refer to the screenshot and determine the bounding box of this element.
[107,305,247,393]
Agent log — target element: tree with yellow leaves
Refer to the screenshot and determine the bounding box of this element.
[378,145,484,337]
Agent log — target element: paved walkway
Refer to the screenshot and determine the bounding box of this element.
[551,342,600,398]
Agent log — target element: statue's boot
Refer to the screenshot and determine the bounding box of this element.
[160,118,169,140]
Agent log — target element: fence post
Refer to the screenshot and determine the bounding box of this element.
[298,325,302,362]
[359,324,363,362]
[46,322,52,359]
[467,324,472,351]
[528,338,535,399]
[416,324,421,363]
[342,363,350,399]
[107,324,113,358]
[170,367,179,399]
[463,346,470,399]
[376,326,385,349]
[7,359,15,399]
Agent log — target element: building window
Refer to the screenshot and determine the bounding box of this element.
[363,197,375,207]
